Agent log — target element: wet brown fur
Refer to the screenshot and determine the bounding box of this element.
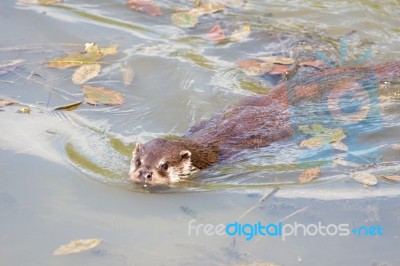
[130,61,400,185]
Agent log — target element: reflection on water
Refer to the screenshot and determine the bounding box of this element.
[1,0,399,194]
[1,0,400,265]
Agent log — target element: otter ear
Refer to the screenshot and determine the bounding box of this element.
[180,150,191,160]
[132,143,142,156]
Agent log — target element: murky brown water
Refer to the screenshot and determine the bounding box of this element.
[1,0,400,265]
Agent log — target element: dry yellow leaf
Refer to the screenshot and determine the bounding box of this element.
[352,172,378,186]
[190,2,225,16]
[171,11,199,28]
[299,168,320,183]
[83,85,124,106]
[53,239,102,256]
[299,138,323,148]
[392,144,400,150]
[100,45,118,56]
[72,64,101,85]
[333,158,361,168]
[47,53,102,69]
[230,24,251,42]
[17,106,31,114]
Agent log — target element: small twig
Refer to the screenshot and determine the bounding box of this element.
[0,80,15,84]
[278,205,310,223]
[238,186,279,221]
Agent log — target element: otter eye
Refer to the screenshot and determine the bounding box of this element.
[161,163,169,171]
[135,159,141,167]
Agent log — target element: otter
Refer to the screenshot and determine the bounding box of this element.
[129,61,400,185]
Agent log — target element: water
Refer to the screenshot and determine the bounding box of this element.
[1,0,400,265]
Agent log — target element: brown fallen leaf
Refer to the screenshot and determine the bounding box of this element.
[261,56,295,65]
[206,22,225,42]
[299,138,323,148]
[121,63,135,87]
[268,64,289,75]
[237,60,274,76]
[0,99,18,106]
[54,101,83,111]
[53,239,102,256]
[127,0,162,16]
[299,168,321,184]
[383,175,400,181]
[352,172,378,186]
[72,64,101,85]
[83,85,124,106]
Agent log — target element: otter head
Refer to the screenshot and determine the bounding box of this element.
[129,138,199,186]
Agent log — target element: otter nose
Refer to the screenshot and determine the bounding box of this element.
[139,170,153,181]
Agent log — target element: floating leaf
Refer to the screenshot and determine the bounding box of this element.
[84,42,99,53]
[300,60,326,69]
[261,56,295,65]
[0,99,18,106]
[172,51,215,69]
[72,64,101,85]
[54,101,83,111]
[53,239,102,256]
[239,79,270,94]
[383,176,400,181]
[206,22,225,41]
[352,172,378,186]
[127,0,162,16]
[299,138,323,148]
[331,141,348,151]
[190,2,225,16]
[333,158,361,168]
[48,43,116,69]
[23,0,63,4]
[99,45,118,56]
[299,168,320,183]
[392,144,400,150]
[230,24,251,42]
[171,12,199,28]
[120,63,135,87]
[83,85,124,106]
[47,53,102,69]
[17,106,31,114]
[298,124,346,143]
[237,61,274,76]
[85,43,118,55]
[269,64,289,75]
